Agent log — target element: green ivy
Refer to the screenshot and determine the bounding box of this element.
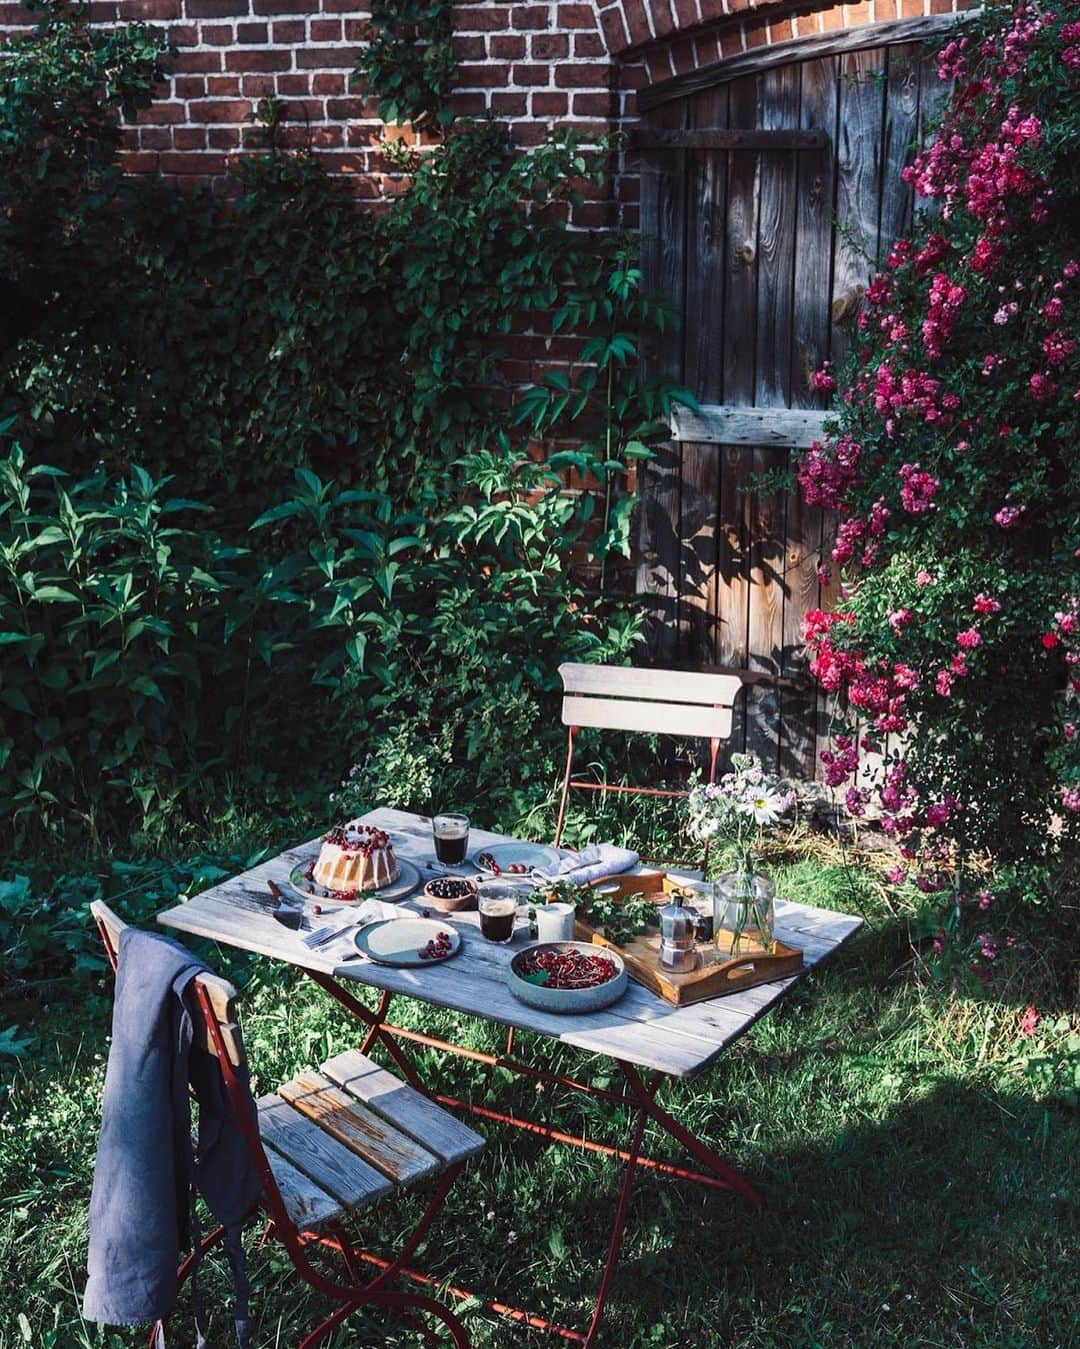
[354,0,457,129]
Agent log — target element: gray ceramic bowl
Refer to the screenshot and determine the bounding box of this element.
[507,941,628,1014]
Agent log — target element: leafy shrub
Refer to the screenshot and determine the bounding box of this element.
[354,0,457,129]
[0,5,628,522]
[801,2,1080,887]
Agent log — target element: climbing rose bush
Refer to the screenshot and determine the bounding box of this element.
[800,0,1080,884]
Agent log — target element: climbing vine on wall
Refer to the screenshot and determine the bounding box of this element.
[354,0,457,128]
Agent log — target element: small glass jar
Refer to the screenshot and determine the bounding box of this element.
[713,860,776,958]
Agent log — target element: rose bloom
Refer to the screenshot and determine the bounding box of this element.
[956,628,982,649]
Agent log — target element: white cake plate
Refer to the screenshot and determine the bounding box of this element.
[287,857,422,905]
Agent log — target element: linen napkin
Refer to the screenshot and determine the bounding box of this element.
[535,843,639,886]
[316,897,402,943]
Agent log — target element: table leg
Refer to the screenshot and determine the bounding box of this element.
[583,1080,651,1348]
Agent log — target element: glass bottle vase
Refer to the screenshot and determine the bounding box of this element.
[713,860,776,958]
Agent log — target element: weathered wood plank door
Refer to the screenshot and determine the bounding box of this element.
[636,27,949,779]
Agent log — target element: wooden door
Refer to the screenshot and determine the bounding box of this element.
[635,29,949,778]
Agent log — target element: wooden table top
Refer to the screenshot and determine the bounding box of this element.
[157,807,862,1080]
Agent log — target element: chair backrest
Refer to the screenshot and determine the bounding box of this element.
[558,663,743,741]
[90,900,246,1069]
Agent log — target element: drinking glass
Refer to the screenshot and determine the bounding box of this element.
[432,812,469,865]
[477,885,519,944]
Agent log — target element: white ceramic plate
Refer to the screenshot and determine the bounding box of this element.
[473,842,562,877]
[287,857,421,905]
[353,917,462,967]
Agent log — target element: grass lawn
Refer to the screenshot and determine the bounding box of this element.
[1,826,1077,1348]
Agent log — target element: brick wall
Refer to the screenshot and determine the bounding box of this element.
[1,0,969,210]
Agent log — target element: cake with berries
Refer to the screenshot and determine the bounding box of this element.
[312,821,399,894]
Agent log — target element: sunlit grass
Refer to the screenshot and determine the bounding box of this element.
[1,817,1077,1348]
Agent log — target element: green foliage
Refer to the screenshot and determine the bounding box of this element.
[355,0,457,128]
[0,7,634,523]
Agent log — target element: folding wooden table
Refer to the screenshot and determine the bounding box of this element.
[157,807,862,1345]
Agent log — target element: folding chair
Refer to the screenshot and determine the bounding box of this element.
[90,901,484,1349]
[553,663,744,863]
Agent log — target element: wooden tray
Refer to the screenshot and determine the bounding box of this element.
[575,872,803,1007]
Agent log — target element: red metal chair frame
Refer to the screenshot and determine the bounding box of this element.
[552,663,744,851]
[92,909,470,1349]
[299,964,764,1348]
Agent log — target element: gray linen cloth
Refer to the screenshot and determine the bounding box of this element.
[83,927,262,1342]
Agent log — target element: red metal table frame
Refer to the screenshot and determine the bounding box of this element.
[302,965,762,1347]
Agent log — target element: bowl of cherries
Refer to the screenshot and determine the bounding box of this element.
[423,876,478,913]
[507,941,627,1014]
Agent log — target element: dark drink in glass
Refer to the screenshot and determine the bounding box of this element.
[478,894,517,944]
[433,813,469,865]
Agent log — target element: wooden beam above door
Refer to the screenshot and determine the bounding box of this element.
[670,403,831,448]
[631,128,829,151]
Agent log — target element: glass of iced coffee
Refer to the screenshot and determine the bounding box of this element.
[432,812,469,865]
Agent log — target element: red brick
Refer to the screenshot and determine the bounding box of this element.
[250,0,308,12]
[118,151,160,174]
[769,17,794,41]
[573,33,605,56]
[451,6,509,31]
[208,128,242,148]
[531,33,569,59]
[88,1,120,19]
[174,127,208,150]
[492,92,529,116]
[185,0,246,15]
[272,19,306,40]
[512,64,551,85]
[202,24,233,44]
[490,35,526,57]
[119,0,179,17]
[599,8,630,50]
[693,32,722,66]
[187,99,251,123]
[343,18,373,39]
[236,22,268,41]
[673,0,700,24]
[511,5,552,29]
[457,63,511,87]
[506,122,544,147]
[280,98,325,120]
[452,36,487,59]
[532,91,568,115]
[309,18,342,39]
[156,102,191,124]
[207,76,242,95]
[241,75,276,96]
[312,73,346,95]
[277,74,311,94]
[449,91,488,116]
[555,63,612,87]
[295,46,362,68]
[174,76,207,98]
[670,36,696,73]
[557,4,597,27]
[159,152,227,174]
[140,127,174,149]
[226,49,291,70]
[327,97,366,118]
[173,51,223,73]
[169,24,198,44]
[623,0,653,46]
[573,92,612,115]
[720,29,744,55]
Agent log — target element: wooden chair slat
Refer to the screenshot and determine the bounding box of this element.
[262,1147,342,1231]
[558,662,743,707]
[561,694,733,739]
[321,1050,485,1166]
[258,1093,394,1209]
[277,1070,441,1187]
